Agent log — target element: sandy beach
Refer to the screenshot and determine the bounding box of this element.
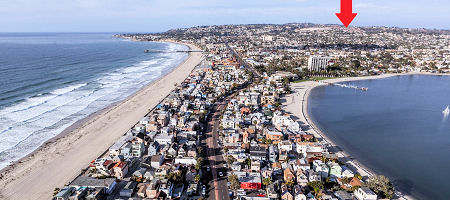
[282,73,416,200]
[0,42,203,200]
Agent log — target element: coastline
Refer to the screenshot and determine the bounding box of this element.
[283,73,416,200]
[0,41,203,200]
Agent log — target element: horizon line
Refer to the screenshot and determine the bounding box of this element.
[0,23,449,33]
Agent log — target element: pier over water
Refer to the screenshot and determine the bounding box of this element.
[319,80,369,91]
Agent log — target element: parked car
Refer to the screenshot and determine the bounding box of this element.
[202,185,206,196]
[219,171,223,177]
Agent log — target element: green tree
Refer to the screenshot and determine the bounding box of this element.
[365,175,394,199]
[167,171,183,183]
[285,179,295,187]
[307,181,324,195]
[261,138,267,144]
[228,174,240,190]
[53,188,60,196]
[197,147,203,155]
[195,157,204,170]
[244,158,251,167]
[262,177,272,186]
[351,60,361,69]
[282,77,290,86]
[195,174,201,183]
[324,177,338,190]
[227,155,237,165]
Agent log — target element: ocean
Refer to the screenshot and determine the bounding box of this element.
[0,33,188,169]
[308,75,450,200]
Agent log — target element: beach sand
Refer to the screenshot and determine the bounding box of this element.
[282,73,416,200]
[0,42,203,200]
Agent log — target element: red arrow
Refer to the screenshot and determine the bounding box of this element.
[336,0,357,28]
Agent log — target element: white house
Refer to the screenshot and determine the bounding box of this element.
[222,117,239,129]
[272,112,301,132]
[174,157,197,165]
[354,187,378,200]
[296,143,323,157]
[278,141,293,152]
[131,141,145,158]
[313,160,329,178]
[341,166,355,178]
[109,134,133,157]
[148,141,160,156]
[155,133,174,145]
[150,155,164,169]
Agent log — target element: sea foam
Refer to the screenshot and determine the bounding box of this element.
[0,42,188,169]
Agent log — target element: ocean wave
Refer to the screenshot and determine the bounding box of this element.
[0,43,188,169]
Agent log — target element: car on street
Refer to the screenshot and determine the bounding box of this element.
[202,185,206,196]
[219,171,223,177]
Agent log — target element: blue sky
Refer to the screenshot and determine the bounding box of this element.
[0,0,449,32]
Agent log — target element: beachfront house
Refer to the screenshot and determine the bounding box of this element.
[109,134,134,157]
[354,187,378,200]
[70,176,117,195]
[341,166,355,178]
[328,161,342,180]
[54,187,76,200]
[113,161,128,179]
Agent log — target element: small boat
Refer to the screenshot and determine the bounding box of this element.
[443,106,450,115]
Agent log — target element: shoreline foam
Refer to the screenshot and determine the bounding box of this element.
[0,41,203,200]
[0,49,187,169]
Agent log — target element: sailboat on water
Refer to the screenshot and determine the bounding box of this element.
[443,105,450,115]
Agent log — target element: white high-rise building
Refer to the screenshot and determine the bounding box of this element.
[262,35,273,42]
[308,56,331,71]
